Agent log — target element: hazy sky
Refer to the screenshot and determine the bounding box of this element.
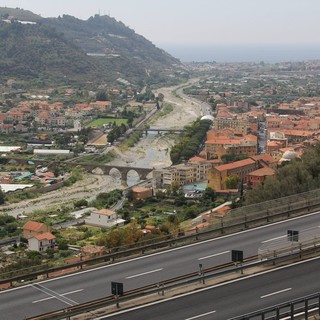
[0,0,319,48]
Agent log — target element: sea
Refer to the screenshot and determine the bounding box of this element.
[161,43,320,63]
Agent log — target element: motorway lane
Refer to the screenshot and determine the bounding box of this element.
[0,211,320,319]
[101,257,320,320]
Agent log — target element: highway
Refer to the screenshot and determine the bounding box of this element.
[1,211,320,319]
[102,257,320,320]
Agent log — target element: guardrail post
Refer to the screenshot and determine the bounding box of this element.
[305,299,308,319]
[220,219,224,234]
[156,283,165,296]
[115,295,120,308]
[244,215,248,229]
[318,293,320,316]
[199,264,205,284]
[290,303,294,319]
[299,243,302,259]
[261,311,265,320]
[276,307,280,319]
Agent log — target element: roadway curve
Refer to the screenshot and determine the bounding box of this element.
[1,212,320,319]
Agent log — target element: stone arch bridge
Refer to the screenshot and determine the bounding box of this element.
[5,158,154,184]
[53,162,153,183]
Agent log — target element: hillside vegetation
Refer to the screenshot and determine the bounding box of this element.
[0,7,186,88]
[244,143,320,205]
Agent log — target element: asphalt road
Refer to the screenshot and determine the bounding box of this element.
[101,257,320,320]
[1,212,320,319]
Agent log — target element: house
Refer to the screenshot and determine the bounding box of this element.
[246,167,275,188]
[28,232,56,252]
[85,209,125,227]
[131,186,153,201]
[22,220,51,239]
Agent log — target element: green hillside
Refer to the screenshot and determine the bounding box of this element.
[0,8,186,88]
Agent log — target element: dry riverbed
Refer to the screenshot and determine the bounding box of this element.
[1,81,201,216]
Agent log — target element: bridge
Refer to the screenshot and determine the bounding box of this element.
[55,161,154,183]
[2,157,154,184]
[133,128,184,135]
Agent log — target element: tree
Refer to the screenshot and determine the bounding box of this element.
[0,189,5,205]
[225,175,239,189]
[202,187,215,201]
[96,90,108,101]
[74,199,88,208]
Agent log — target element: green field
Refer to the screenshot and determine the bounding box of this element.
[87,118,128,127]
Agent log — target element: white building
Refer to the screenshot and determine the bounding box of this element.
[28,232,56,252]
[85,209,125,227]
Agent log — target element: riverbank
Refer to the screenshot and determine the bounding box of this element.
[1,80,201,216]
[108,80,202,168]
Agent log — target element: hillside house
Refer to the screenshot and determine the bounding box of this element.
[28,232,56,252]
[22,221,51,239]
[85,209,125,227]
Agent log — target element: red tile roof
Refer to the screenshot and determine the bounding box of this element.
[23,221,45,232]
[34,232,56,241]
[215,158,256,172]
[248,167,275,177]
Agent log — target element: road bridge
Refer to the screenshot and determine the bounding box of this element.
[133,128,184,135]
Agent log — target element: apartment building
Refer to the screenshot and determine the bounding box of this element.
[208,158,257,190]
[205,130,257,160]
[153,162,207,189]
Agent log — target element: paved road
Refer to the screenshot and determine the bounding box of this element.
[1,212,319,319]
[102,257,320,320]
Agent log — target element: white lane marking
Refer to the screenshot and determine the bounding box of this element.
[185,310,216,319]
[62,289,84,296]
[2,211,319,291]
[33,296,54,303]
[31,284,78,306]
[126,268,163,279]
[260,288,292,299]
[198,251,230,260]
[261,235,287,243]
[32,289,83,304]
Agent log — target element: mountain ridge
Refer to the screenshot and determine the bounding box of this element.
[0,7,187,88]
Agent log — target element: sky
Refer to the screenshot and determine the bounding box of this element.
[1,0,320,61]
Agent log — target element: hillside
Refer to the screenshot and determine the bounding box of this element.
[0,7,186,88]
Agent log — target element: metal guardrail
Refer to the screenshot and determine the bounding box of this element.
[228,292,320,320]
[259,227,320,260]
[24,247,320,320]
[2,194,320,286]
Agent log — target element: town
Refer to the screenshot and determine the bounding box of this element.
[0,60,320,276]
[1,2,320,319]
